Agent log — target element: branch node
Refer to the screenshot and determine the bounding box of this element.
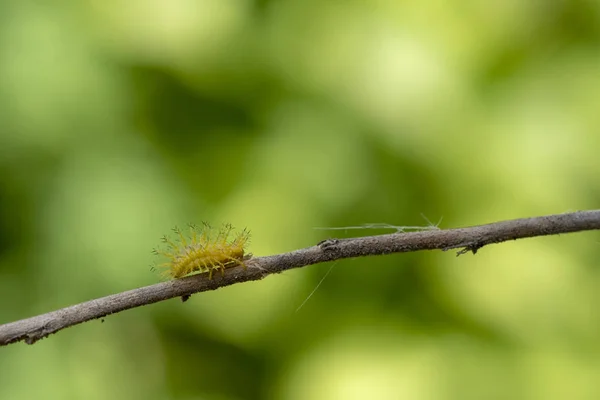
[318,238,340,251]
[456,242,483,256]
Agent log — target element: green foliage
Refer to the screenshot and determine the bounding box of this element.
[1,0,600,399]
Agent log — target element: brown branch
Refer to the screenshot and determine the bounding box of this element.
[1,210,599,346]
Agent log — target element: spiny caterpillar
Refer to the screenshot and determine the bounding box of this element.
[153,222,251,280]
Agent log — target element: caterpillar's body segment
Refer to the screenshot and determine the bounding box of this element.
[153,223,251,280]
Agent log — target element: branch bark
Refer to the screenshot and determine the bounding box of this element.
[1,210,599,346]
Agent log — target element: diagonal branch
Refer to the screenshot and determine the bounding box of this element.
[1,210,599,346]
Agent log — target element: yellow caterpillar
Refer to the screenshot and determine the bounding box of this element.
[153,222,250,279]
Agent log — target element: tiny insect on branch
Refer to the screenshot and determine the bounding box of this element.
[153,223,251,279]
[1,210,599,347]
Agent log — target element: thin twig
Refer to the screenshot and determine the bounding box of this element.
[1,210,599,346]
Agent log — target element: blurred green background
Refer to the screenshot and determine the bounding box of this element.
[1,0,600,399]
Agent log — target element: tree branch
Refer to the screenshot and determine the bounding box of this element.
[1,210,599,346]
